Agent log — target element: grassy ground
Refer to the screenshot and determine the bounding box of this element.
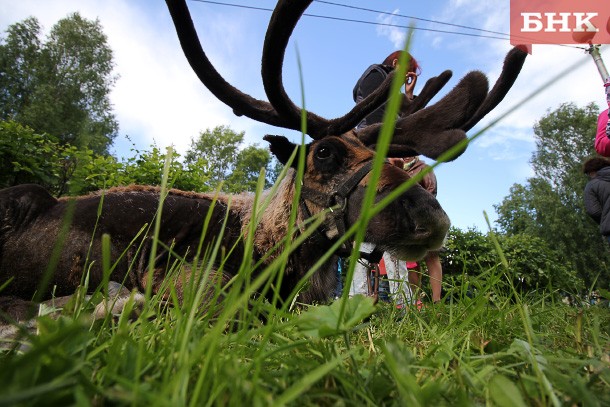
[1,268,609,406]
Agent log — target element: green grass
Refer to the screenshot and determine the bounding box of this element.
[1,272,608,406]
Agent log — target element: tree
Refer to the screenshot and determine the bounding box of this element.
[185,125,243,187]
[0,18,41,120]
[0,13,117,154]
[531,103,598,192]
[493,183,537,236]
[494,102,610,289]
[225,145,272,193]
[185,125,275,192]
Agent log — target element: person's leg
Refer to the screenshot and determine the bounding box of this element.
[350,259,370,296]
[334,258,344,299]
[407,265,421,304]
[383,253,411,307]
[378,271,391,302]
[425,251,443,302]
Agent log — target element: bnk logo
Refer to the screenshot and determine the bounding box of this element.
[521,12,597,33]
[510,0,610,50]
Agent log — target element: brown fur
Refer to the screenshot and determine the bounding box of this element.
[0,132,449,313]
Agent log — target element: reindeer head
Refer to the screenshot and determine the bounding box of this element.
[166,0,526,260]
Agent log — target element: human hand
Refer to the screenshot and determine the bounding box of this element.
[404,72,418,100]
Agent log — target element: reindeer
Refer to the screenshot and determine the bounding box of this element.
[0,0,526,321]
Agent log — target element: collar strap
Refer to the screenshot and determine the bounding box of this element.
[298,199,352,257]
[299,159,379,250]
[301,160,376,208]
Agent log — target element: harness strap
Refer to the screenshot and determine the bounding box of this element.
[335,161,375,201]
[298,199,351,257]
[299,159,380,250]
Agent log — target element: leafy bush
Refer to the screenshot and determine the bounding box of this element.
[0,121,262,196]
[441,227,583,296]
[442,227,496,274]
[0,120,62,190]
[497,233,584,294]
[0,120,124,195]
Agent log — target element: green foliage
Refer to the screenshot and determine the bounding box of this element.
[63,146,125,194]
[441,227,583,296]
[0,119,271,195]
[0,120,121,195]
[498,233,583,294]
[488,373,528,407]
[122,145,183,188]
[185,125,276,192]
[0,13,117,155]
[295,295,376,338]
[531,102,598,191]
[0,120,62,190]
[442,226,496,274]
[225,145,272,193]
[0,17,41,120]
[175,159,213,192]
[185,125,243,185]
[119,145,213,192]
[494,102,610,290]
[494,183,537,236]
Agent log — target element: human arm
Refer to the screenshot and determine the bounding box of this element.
[594,109,610,157]
[584,181,602,223]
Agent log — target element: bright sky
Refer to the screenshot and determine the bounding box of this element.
[2,0,609,231]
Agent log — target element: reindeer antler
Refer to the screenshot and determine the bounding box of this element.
[167,0,526,156]
[166,0,393,139]
[356,47,527,160]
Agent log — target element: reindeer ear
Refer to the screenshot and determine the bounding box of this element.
[263,135,304,166]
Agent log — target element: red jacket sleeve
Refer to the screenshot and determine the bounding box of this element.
[595,109,610,156]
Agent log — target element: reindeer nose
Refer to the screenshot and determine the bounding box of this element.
[401,192,450,239]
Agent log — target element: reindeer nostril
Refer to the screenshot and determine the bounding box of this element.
[414,225,429,236]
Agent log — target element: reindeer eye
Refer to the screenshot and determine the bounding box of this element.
[312,139,346,174]
[316,146,332,160]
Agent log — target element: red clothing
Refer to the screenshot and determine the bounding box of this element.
[378,257,387,275]
[380,258,418,273]
[595,109,610,156]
